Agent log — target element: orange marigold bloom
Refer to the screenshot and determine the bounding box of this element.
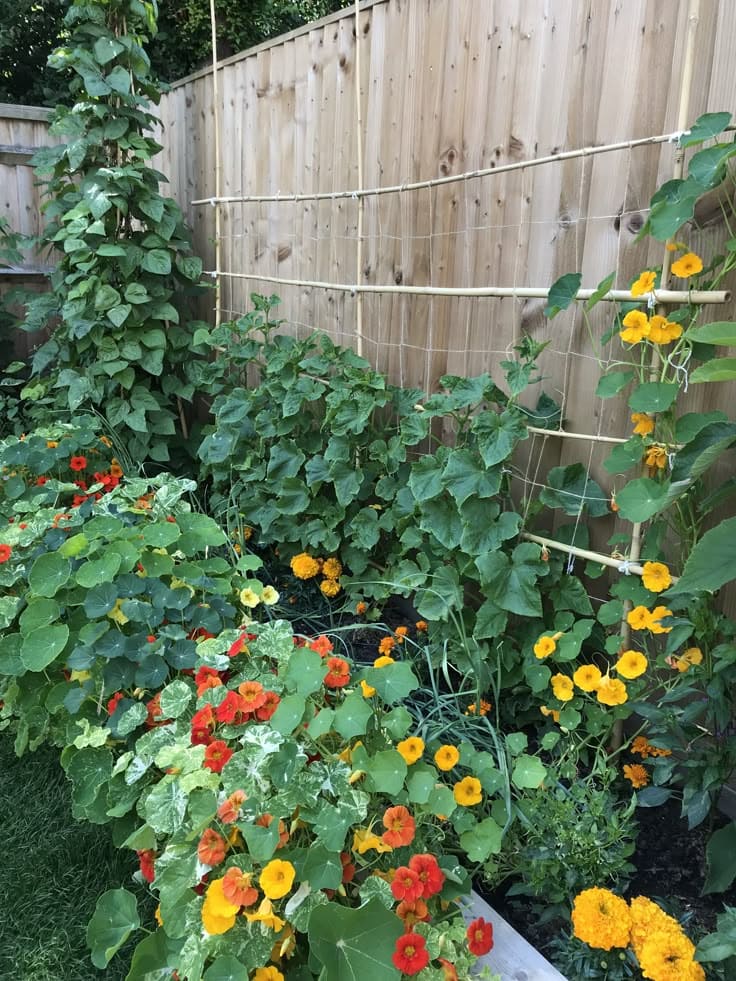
[378,636,396,655]
[320,578,341,598]
[571,887,632,950]
[198,828,228,866]
[382,805,416,848]
[322,557,342,580]
[290,552,320,580]
[623,763,649,788]
[415,620,428,632]
[394,625,409,643]
[356,601,368,615]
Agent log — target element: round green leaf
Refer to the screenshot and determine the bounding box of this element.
[203,956,249,981]
[511,754,547,790]
[628,382,679,413]
[158,680,193,718]
[19,598,60,636]
[76,552,122,588]
[86,888,140,969]
[21,623,69,671]
[308,899,403,981]
[28,551,71,597]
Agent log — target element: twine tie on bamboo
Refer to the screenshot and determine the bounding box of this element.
[669,348,692,393]
[618,561,632,576]
[646,292,656,310]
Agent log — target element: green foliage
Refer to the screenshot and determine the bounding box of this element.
[22,0,207,464]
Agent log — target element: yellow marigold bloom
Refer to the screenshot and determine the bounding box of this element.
[550,673,574,702]
[373,654,395,667]
[259,860,296,901]
[353,827,393,855]
[629,896,681,960]
[360,679,376,698]
[623,763,649,788]
[322,557,342,580]
[641,561,672,593]
[239,587,261,608]
[396,736,424,765]
[647,315,683,345]
[533,635,556,659]
[631,270,657,297]
[631,412,655,436]
[434,745,460,771]
[648,605,673,634]
[596,675,628,706]
[638,928,703,981]
[453,776,483,806]
[253,967,285,981]
[261,585,280,606]
[540,705,560,723]
[290,552,320,580]
[202,878,239,935]
[671,252,703,278]
[245,898,285,932]
[615,650,648,679]
[673,646,703,673]
[627,605,651,630]
[620,309,651,344]
[573,664,602,692]
[571,887,632,950]
[644,445,668,470]
[319,578,341,598]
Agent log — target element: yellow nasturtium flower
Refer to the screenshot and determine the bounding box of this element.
[619,310,650,344]
[631,412,655,436]
[631,270,657,297]
[596,676,628,706]
[434,745,460,771]
[573,664,602,692]
[641,561,672,593]
[201,878,239,935]
[550,673,574,702]
[259,860,296,901]
[533,635,556,659]
[396,736,425,765]
[615,650,648,680]
[670,252,703,278]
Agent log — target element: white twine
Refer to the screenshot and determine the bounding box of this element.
[618,560,632,575]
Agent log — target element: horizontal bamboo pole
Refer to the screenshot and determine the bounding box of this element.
[192,128,735,206]
[522,532,680,583]
[206,270,730,304]
[526,427,628,444]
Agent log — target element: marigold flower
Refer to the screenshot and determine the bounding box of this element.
[394,625,409,643]
[615,650,648,679]
[465,699,492,716]
[239,587,261,608]
[533,635,556,659]
[320,578,341,598]
[631,412,655,436]
[261,585,280,605]
[237,679,267,711]
[631,270,657,297]
[203,740,234,773]
[629,896,682,960]
[374,654,395,667]
[573,664,602,692]
[672,646,703,672]
[453,776,483,806]
[639,928,703,981]
[217,789,247,824]
[571,887,632,950]
[259,859,295,900]
[390,866,424,902]
[623,763,649,788]
[620,309,651,344]
[466,916,494,956]
[222,866,258,907]
[648,605,673,634]
[551,673,574,702]
[201,878,239,935]
[434,744,460,771]
[253,968,284,981]
[392,932,430,975]
[382,806,416,848]
[69,455,87,471]
[352,827,393,855]
[641,561,672,593]
[378,636,396,655]
[322,557,343,580]
[396,736,425,765]
[596,676,628,706]
[198,828,228,866]
[244,897,285,932]
[290,552,320,579]
[627,605,651,630]
[670,252,703,278]
[360,679,376,698]
[409,853,445,898]
[324,656,351,688]
[631,736,653,757]
[415,620,428,632]
[356,601,368,615]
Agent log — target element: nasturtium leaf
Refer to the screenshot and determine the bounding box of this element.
[615,477,669,522]
[647,176,703,241]
[524,662,551,693]
[21,624,69,671]
[596,370,634,399]
[364,750,408,796]
[0,633,24,676]
[670,422,736,485]
[585,271,616,311]
[270,694,307,736]
[87,888,140,969]
[545,272,582,318]
[141,522,180,547]
[19,598,60,636]
[307,708,335,739]
[242,820,281,863]
[116,703,148,737]
[334,691,373,739]
[460,816,503,862]
[381,706,413,740]
[427,784,456,818]
[76,553,122,588]
[125,931,179,980]
[308,899,403,981]
[680,111,732,148]
[292,846,343,891]
[176,512,227,549]
[558,706,582,729]
[364,661,419,704]
[511,754,547,790]
[159,680,193,718]
[628,382,680,413]
[28,551,71,597]
[64,746,114,809]
[688,142,736,187]
[60,533,89,557]
[202,956,250,981]
[284,648,325,696]
[406,768,436,804]
[143,778,188,834]
[604,437,645,474]
[506,732,528,756]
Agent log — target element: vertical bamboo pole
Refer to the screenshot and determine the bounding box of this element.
[210,0,223,326]
[613,0,700,750]
[353,0,365,358]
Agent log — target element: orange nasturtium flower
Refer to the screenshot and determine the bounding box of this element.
[222,867,259,907]
[641,561,672,593]
[198,828,228,866]
[434,744,460,771]
[253,967,285,981]
[670,252,703,278]
[396,736,425,765]
[644,444,668,471]
[631,270,657,297]
[382,805,416,847]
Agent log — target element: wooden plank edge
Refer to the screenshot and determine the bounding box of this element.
[167,0,387,89]
[0,103,54,122]
[0,268,53,278]
[465,891,570,981]
[0,145,39,166]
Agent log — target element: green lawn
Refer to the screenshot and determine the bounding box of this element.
[0,730,150,981]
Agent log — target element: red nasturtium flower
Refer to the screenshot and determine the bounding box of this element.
[340,851,356,884]
[237,679,267,713]
[324,657,351,688]
[35,475,47,485]
[197,828,228,866]
[0,544,12,563]
[309,635,334,657]
[255,690,280,721]
[392,932,430,975]
[390,866,424,903]
[107,691,124,715]
[396,898,430,929]
[215,690,250,724]
[382,805,416,848]
[204,740,234,774]
[222,866,259,907]
[69,455,87,471]
[191,704,216,745]
[217,789,247,824]
[466,916,494,956]
[409,853,445,898]
[438,958,459,981]
[195,666,223,696]
[137,849,156,883]
[227,632,248,657]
